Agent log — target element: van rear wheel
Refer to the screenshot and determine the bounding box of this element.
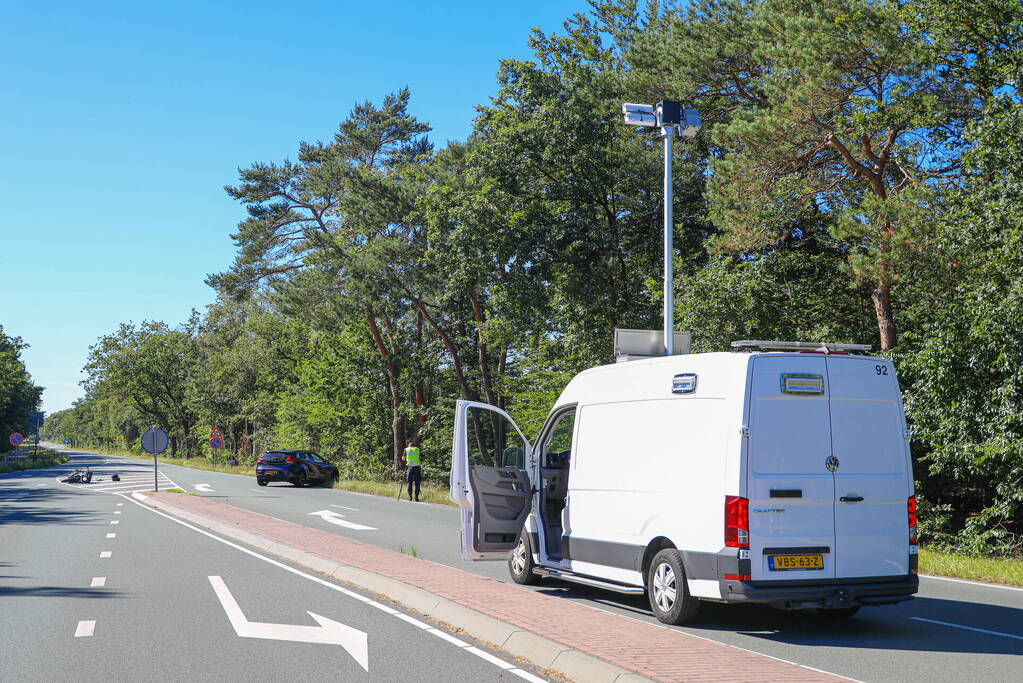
[647,549,700,625]
[509,531,540,585]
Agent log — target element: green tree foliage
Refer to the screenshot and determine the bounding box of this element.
[637,0,981,350]
[0,326,42,447]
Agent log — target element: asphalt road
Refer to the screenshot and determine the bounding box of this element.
[0,455,549,682]
[31,447,1023,683]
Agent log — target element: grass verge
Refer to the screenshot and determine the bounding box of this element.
[0,449,69,475]
[335,479,453,506]
[919,547,1023,587]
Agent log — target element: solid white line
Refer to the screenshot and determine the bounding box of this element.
[465,646,514,670]
[74,621,95,637]
[100,551,112,558]
[120,493,532,678]
[106,533,116,538]
[921,574,1023,593]
[91,577,106,587]
[911,617,1023,641]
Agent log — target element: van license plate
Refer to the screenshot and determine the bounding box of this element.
[768,554,823,570]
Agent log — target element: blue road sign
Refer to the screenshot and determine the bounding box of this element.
[27,412,44,429]
[209,437,223,450]
[9,433,25,446]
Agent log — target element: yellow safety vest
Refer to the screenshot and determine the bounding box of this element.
[404,446,421,466]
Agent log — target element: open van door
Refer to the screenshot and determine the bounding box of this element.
[450,400,533,560]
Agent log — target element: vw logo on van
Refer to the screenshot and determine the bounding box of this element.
[825,455,840,472]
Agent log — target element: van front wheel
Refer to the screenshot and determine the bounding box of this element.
[509,532,540,585]
[647,549,700,625]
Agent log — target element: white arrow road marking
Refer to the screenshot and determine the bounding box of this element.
[194,484,215,492]
[308,509,377,531]
[208,576,368,671]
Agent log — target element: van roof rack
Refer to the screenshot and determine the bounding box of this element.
[730,340,872,354]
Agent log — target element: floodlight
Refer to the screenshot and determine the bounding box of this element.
[680,108,702,138]
[623,111,657,127]
[622,102,655,115]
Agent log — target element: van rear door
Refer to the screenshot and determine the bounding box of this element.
[449,400,533,560]
[826,357,911,578]
[747,355,836,580]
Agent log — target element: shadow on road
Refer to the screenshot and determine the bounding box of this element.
[0,586,125,599]
[533,583,1023,656]
[0,486,100,526]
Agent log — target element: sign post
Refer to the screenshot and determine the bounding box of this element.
[141,427,169,491]
[209,427,223,465]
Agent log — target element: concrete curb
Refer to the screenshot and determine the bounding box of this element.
[133,492,653,683]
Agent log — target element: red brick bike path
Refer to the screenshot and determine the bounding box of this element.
[148,492,846,683]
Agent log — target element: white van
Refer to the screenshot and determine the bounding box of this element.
[449,341,919,624]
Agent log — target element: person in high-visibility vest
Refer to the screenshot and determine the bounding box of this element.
[403,441,422,502]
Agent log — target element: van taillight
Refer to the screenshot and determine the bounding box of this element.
[908,496,917,543]
[725,496,749,548]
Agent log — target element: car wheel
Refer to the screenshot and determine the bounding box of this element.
[647,549,700,625]
[257,479,267,487]
[509,531,540,585]
[325,473,339,488]
[816,606,860,618]
[294,471,307,488]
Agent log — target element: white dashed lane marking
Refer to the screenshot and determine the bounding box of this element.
[91,577,106,587]
[74,621,95,637]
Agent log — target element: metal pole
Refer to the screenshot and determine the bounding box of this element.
[663,124,675,356]
[154,452,158,492]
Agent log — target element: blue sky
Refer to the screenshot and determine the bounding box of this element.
[1,0,589,414]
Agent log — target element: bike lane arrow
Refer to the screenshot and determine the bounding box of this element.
[209,575,369,671]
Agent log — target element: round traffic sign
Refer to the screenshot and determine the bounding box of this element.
[141,427,169,455]
[9,433,24,446]
[209,437,222,450]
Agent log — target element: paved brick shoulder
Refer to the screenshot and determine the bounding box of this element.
[149,492,845,683]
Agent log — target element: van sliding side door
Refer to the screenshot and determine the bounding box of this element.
[449,400,533,561]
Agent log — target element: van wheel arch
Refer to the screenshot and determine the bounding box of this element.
[641,537,677,586]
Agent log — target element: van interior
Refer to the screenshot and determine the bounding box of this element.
[539,409,575,559]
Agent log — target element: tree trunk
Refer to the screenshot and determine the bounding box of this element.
[413,311,427,441]
[872,280,897,351]
[468,291,497,407]
[365,310,405,473]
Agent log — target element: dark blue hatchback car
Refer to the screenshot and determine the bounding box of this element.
[256,450,339,488]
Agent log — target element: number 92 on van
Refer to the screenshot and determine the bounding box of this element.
[768,553,824,571]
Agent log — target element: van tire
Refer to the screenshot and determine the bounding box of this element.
[509,531,540,585]
[647,549,700,625]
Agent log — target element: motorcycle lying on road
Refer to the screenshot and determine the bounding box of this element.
[61,467,93,484]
